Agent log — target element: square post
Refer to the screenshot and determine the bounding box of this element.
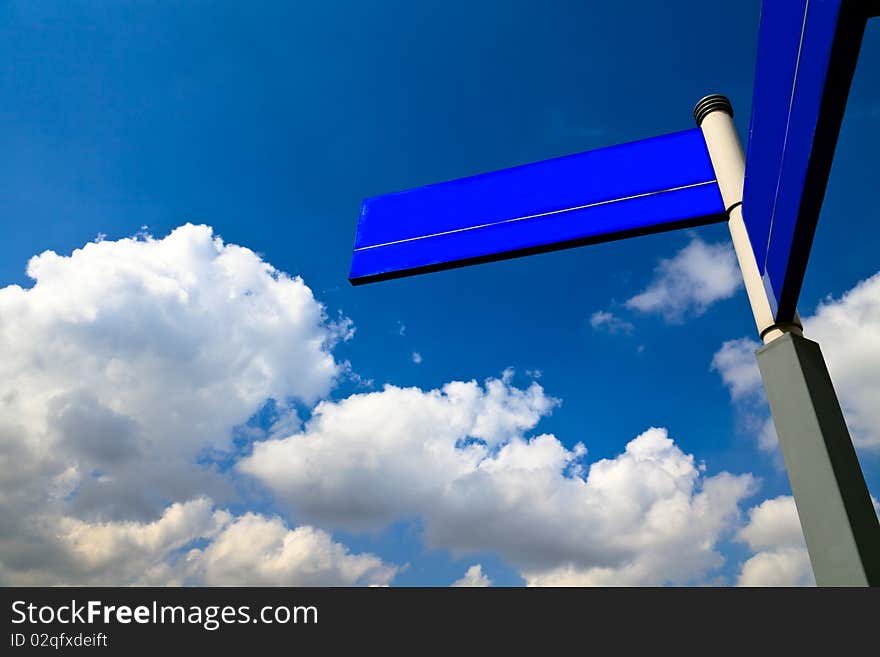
[757,334,880,585]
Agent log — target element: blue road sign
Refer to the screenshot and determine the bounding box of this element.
[743,0,875,322]
[350,128,725,284]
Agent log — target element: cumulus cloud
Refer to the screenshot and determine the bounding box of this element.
[240,376,561,530]
[736,496,814,587]
[0,223,345,521]
[0,223,778,587]
[712,270,880,451]
[755,417,780,453]
[240,378,756,586]
[738,549,814,587]
[412,351,423,364]
[452,564,491,587]
[0,225,358,584]
[183,513,397,587]
[0,498,396,586]
[0,498,225,586]
[805,272,880,449]
[710,338,781,454]
[711,338,763,401]
[625,237,741,322]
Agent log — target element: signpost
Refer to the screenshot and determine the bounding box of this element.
[350,129,725,285]
[696,96,880,587]
[349,1,880,585]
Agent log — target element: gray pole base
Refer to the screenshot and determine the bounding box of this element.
[756,333,880,586]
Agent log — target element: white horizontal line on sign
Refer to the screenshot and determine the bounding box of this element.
[354,179,718,252]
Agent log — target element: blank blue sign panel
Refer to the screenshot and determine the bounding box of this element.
[350,128,724,284]
[743,0,871,322]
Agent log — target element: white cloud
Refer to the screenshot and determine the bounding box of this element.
[1,498,227,585]
[710,338,763,401]
[240,378,756,586]
[738,495,806,551]
[710,338,781,454]
[518,463,754,586]
[184,513,397,587]
[756,417,779,452]
[0,498,396,586]
[738,548,814,587]
[0,224,345,522]
[412,351,423,364]
[625,237,741,322]
[0,223,786,587]
[736,496,814,587]
[0,225,356,584]
[805,272,880,449]
[452,564,491,587]
[589,310,634,335]
[239,376,560,530]
[712,270,880,450]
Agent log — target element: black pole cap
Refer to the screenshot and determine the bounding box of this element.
[694,94,733,126]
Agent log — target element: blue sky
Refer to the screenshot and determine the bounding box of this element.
[1,1,878,586]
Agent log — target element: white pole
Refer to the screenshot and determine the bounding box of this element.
[694,95,801,343]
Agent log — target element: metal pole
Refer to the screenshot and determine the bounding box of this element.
[695,95,880,586]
